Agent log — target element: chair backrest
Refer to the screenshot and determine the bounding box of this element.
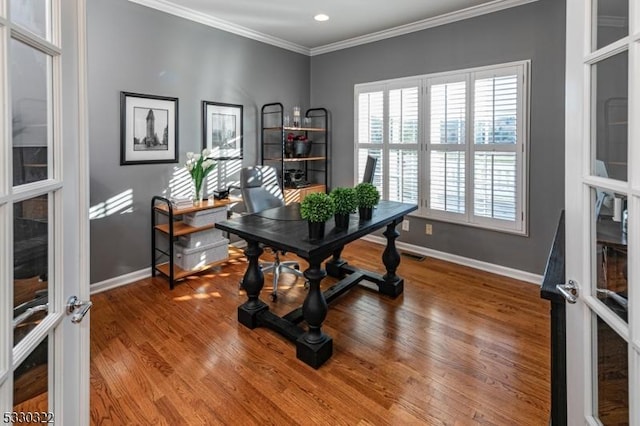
[362,155,378,184]
[240,166,285,214]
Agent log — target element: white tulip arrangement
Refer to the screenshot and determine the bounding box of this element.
[185,149,217,201]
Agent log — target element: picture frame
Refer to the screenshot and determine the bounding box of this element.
[202,101,243,159]
[120,92,179,165]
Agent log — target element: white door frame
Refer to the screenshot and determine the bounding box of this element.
[58,0,91,423]
[564,0,589,422]
[565,0,639,424]
[0,0,90,423]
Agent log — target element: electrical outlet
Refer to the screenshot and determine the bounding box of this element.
[402,220,409,231]
[425,224,433,235]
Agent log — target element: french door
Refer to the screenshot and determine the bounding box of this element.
[565,0,639,424]
[0,0,89,424]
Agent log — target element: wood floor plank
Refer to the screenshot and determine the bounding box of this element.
[90,367,139,426]
[90,239,551,425]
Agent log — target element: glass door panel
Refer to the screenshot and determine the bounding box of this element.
[13,195,49,347]
[592,50,628,182]
[13,337,49,415]
[9,0,51,40]
[592,0,629,50]
[11,38,51,187]
[593,187,628,322]
[595,315,629,424]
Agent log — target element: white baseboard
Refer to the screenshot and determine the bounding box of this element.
[89,242,247,295]
[90,267,151,295]
[89,240,542,295]
[362,235,543,285]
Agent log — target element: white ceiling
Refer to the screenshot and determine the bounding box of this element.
[130,0,538,55]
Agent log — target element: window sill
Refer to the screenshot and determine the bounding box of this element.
[405,210,528,237]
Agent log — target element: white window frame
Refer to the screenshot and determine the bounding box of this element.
[354,60,530,235]
[354,77,421,201]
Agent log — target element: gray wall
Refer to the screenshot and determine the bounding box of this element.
[89,0,566,283]
[310,0,566,275]
[88,0,310,283]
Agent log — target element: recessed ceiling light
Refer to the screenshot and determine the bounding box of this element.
[314,14,330,22]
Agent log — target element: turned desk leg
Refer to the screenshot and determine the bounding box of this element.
[380,219,404,297]
[325,246,347,278]
[296,259,332,368]
[238,240,268,328]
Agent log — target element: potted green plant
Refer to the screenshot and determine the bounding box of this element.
[330,187,357,229]
[185,148,217,204]
[355,182,380,221]
[300,192,335,239]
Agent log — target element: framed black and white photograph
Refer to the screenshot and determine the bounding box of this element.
[202,101,243,159]
[120,92,179,165]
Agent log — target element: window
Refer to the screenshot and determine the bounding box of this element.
[355,61,529,234]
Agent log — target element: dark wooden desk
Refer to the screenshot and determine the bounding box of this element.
[597,217,627,249]
[215,200,418,368]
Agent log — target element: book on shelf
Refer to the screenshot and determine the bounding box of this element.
[169,197,193,209]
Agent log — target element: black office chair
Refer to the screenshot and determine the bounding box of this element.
[240,165,305,300]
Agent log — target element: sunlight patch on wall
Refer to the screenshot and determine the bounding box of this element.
[163,167,191,198]
[155,160,242,203]
[89,189,133,220]
[163,160,242,200]
[207,159,242,192]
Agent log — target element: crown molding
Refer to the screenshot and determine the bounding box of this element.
[129,0,539,57]
[311,0,540,56]
[128,0,311,55]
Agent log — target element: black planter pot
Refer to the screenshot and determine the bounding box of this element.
[358,207,373,221]
[334,213,350,229]
[308,220,326,240]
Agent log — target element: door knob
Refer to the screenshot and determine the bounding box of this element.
[556,280,579,304]
[66,296,93,323]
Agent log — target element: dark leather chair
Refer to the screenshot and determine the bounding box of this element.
[240,165,305,300]
[362,155,378,184]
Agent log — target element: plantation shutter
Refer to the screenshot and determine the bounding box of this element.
[358,92,384,145]
[355,61,527,234]
[356,90,384,196]
[428,80,466,214]
[388,86,419,203]
[472,73,520,222]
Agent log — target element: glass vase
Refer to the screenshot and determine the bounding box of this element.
[192,179,204,204]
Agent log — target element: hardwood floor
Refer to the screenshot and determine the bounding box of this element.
[90,239,550,425]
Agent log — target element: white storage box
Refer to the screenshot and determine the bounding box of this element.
[174,238,229,271]
[156,232,171,248]
[178,228,224,248]
[183,205,227,227]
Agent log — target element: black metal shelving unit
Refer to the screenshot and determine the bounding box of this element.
[151,196,178,289]
[260,103,329,194]
[151,196,240,289]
